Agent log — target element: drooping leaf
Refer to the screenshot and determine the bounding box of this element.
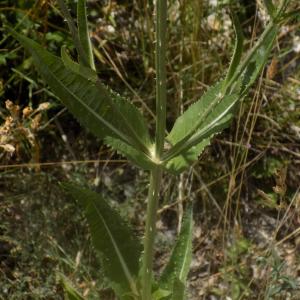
[60,274,85,300]
[62,183,142,299]
[9,29,151,154]
[105,137,155,170]
[77,0,95,70]
[159,207,193,293]
[61,46,97,82]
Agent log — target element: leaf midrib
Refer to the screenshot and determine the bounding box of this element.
[163,94,238,162]
[31,48,131,144]
[90,198,138,296]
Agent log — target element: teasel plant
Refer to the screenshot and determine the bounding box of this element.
[7,0,295,299]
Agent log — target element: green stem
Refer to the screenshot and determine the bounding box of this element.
[141,167,162,300]
[141,1,167,299]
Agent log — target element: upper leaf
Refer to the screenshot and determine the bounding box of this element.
[163,82,239,170]
[77,0,95,70]
[163,19,279,174]
[9,29,151,155]
[159,207,193,294]
[63,183,142,299]
[56,0,89,67]
[166,82,238,147]
[223,11,244,89]
[232,25,278,97]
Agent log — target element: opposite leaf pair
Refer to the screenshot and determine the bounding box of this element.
[8,15,279,175]
[8,0,291,299]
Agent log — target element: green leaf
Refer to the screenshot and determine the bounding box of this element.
[223,11,244,89]
[164,82,239,166]
[173,91,238,152]
[63,183,142,299]
[105,137,155,170]
[159,207,193,293]
[231,23,278,97]
[167,83,222,145]
[163,138,210,175]
[60,274,85,300]
[152,288,171,300]
[77,0,95,70]
[46,32,64,43]
[171,278,185,300]
[163,20,279,174]
[9,29,151,154]
[56,0,89,67]
[61,46,97,82]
